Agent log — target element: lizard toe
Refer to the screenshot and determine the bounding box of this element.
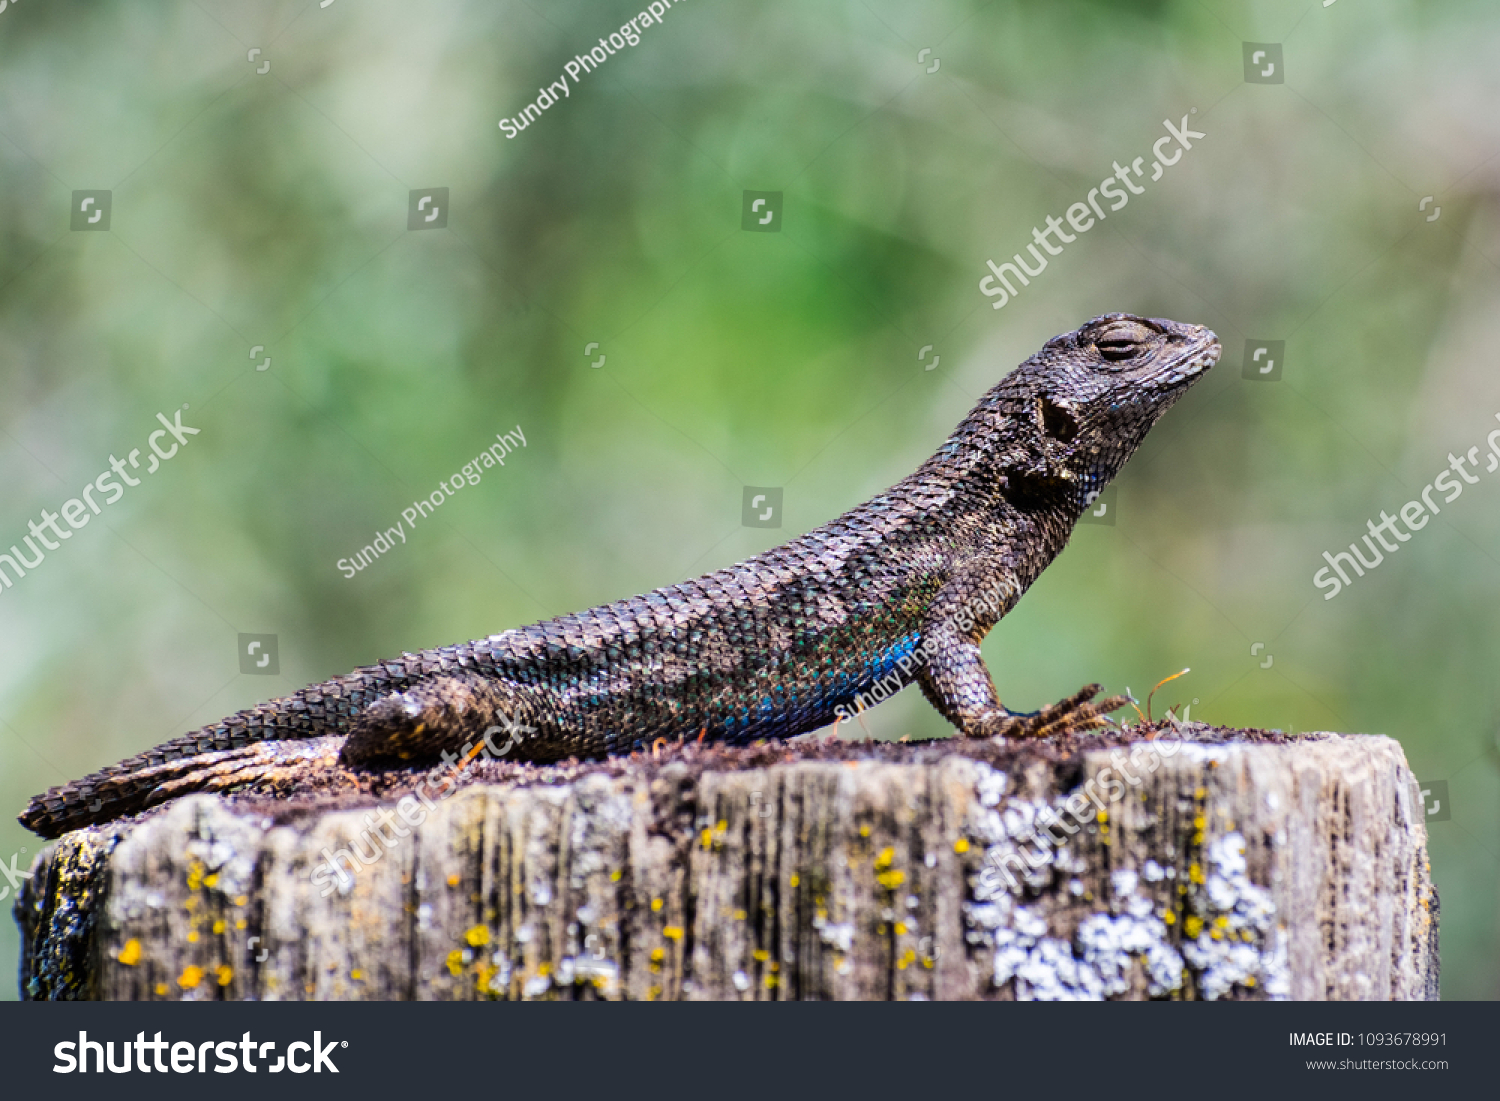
[975,685,1129,740]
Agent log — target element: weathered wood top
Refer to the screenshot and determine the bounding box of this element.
[16,727,1438,1000]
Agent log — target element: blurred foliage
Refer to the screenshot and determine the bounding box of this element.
[2,0,1498,996]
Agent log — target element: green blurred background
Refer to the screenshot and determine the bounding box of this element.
[2,0,1497,997]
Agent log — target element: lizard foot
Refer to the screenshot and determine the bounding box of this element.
[972,683,1130,739]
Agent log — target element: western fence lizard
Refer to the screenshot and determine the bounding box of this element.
[20,314,1219,839]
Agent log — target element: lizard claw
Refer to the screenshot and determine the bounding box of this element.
[972,684,1129,739]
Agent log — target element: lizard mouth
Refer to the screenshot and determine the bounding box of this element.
[1146,328,1220,395]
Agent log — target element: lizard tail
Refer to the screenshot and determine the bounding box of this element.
[19,660,431,838]
[18,741,343,834]
[18,740,341,839]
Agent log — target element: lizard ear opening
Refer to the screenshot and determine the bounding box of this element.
[1037,396,1080,442]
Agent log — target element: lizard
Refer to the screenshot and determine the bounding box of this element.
[19,313,1219,839]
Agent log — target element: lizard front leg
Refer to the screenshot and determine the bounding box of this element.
[914,582,1128,739]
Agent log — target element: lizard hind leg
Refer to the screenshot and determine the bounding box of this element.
[339,673,546,769]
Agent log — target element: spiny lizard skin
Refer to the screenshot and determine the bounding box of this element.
[20,314,1219,838]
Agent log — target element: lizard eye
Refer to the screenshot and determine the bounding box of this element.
[1094,321,1156,362]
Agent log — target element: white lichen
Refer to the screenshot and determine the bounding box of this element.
[522,972,552,997]
[814,916,855,953]
[1179,832,1288,1000]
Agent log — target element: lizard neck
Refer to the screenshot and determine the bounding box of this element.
[932,389,1132,527]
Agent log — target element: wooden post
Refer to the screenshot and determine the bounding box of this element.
[16,730,1438,1000]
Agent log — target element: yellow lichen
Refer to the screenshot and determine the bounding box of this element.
[154,983,168,996]
[465,924,490,947]
[789,874,800,887]
[651,897,664,912]
[953,838,969,854]
[178,966,205,989]
[118,939,142,966]
[877,869,905,890]
[662,926,684,941]
[446,873,461,888]
[753,949,770,962]
[874,846,894,870]
[352,969,364,981]
[1183,915,1204,939]
[445,949,464,977]
[212,920,226,935]
[216,965,233,987]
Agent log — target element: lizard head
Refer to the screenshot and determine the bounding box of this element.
[1030,313,1219,435]
[986,314,1220,511]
